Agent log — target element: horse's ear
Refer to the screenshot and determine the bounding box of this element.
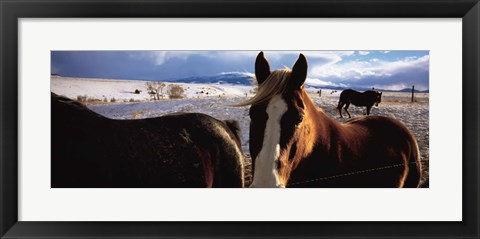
[255,51,271,85]
[290,54,308,89]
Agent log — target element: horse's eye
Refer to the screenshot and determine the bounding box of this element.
[299,112,305,121]
[299,108,305,119]
[249,108,267,121]
[249,107,260,119]
[295,111,305,127]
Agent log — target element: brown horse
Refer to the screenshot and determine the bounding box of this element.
[337,89,382,118]
[238,52,421,188]
[51,93,245,188]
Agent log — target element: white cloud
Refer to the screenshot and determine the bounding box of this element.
[381,55,429,73]
[370,83,427,91]
[243,51,354,69]
[219,71,255,78]
[305,51,354,65]
[302,51,354,61]
[306,77,349,88]
[382,51,391,54]
[371,83,408,91]
[358,51,370,55]
[309,54,429,81]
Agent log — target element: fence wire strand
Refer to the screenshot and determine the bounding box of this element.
[287,160,428,186]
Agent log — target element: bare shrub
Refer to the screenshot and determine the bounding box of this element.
[77,95,87,102]
[167,84,185,99]
[146,81,166,100]
[86,98,101,103]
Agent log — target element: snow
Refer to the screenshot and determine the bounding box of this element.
[51,76,254,102]
[52,76,429,186]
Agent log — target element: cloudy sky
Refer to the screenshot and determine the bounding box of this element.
[51,50,429,91]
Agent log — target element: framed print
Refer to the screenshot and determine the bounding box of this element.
[1,0,479,238]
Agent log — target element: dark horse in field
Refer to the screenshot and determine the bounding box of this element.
[238,52,421,188]
[51,93,245,188]
[337,89,382,118]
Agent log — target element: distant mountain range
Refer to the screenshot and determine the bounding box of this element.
[308,85,429,93]
[396,88,430,93]
[166,72,255,86]
[165,72,429,93]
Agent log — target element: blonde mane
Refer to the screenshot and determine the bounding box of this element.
[234,68,291,106]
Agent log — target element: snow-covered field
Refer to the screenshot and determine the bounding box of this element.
[51,76,254,102]
[52,76,429,186]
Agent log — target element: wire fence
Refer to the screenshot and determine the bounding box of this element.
[286,160,429,187]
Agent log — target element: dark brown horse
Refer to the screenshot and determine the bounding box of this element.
[239,52,421,188]
[337,89,382,118]
[51,93,245,188]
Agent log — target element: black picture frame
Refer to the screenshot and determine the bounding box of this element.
[1,0,479,238]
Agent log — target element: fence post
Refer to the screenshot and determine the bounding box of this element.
[411,85,415,102]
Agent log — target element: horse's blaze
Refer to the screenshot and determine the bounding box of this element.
[250,95,287,188]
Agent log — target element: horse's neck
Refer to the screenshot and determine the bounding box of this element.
[303,95,338,152]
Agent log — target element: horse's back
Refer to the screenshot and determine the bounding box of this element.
[339,89,357,100]
[344,116,413,140]
[339,89,379,107]
[341,116,421,187]
[51,93,244,188]
[339,89,361,105]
